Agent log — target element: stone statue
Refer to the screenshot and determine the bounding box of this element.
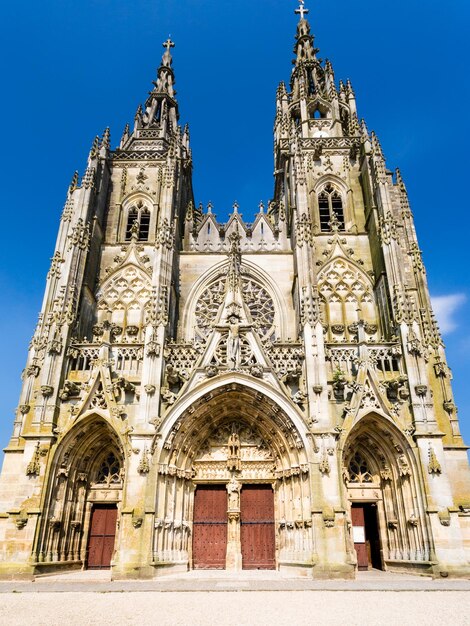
[226,476,240,510]
[227,429,241,472]
[216,313,252,368]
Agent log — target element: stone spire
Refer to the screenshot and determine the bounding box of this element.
[118,38,184,152]
[293,1,317,67]
[141,37,179,130]
[290,1,328,116]
[155,37,176,98]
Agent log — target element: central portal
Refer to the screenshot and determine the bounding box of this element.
[192,483,276,570]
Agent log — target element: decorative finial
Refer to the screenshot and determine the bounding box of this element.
[69,171,79,193]
[233,201,239,213]
[163,36,175,53]
[227,228,242,292]
[295,0,309,20]
[207,201,213,213]
[259,201,264,213]
[161,37,175,70]
[89,135,100,158]
[101,127,110,150]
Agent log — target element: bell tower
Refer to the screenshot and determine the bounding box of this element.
[268,0,470,576]
[0,39,194,578]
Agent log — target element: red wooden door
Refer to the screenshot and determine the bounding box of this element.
[87,505,117,569]
[240,485,275,570]
[193,485,228,569]
[351,505,368,570]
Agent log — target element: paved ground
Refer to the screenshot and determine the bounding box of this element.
[1,571,469,626]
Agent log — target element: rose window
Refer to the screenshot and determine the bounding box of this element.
[195,275,275,342]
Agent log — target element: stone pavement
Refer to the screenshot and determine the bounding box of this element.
[0,568,469,592]
[0,571,469,626]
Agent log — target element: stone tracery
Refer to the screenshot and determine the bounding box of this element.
[194,273,276,342]
[96,265,151,341]
[318,257,378,342]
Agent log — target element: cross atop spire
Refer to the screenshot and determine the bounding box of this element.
[163,37,175,53]
[295,0,309,21]
[161,37,175,69]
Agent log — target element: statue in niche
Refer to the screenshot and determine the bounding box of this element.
[227,427,241,472]
[227,476,241,510]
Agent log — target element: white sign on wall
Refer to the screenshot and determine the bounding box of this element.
[353,526,365,543]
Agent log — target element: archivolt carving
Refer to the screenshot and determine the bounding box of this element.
[153,384,313,565]
[343,415,431,563]
[33,417,124,565]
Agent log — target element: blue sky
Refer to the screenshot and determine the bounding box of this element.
[0,0,469,453]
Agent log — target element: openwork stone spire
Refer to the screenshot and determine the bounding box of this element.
[226,228,242,294]
[156,37,176,97]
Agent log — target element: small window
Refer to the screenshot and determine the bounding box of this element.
[308,76,316,96]
[96,452,121,486]
[318,184,345,232]
[125,202,150,241]
[348,451,373,483]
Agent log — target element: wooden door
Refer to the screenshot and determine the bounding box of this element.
[240,484,275,570]
[351,505,368,570]
[193,485,228,569]
[87,504,117,569]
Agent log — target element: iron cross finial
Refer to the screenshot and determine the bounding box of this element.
[163,36,175,52]
[295,0,309,20]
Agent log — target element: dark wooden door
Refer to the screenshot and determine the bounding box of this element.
[351,504,383,570]
[364,504,382,570]
[351,505,368,570]
[193,485,228,569]
[87,504,117,569]
[240,484,275,570]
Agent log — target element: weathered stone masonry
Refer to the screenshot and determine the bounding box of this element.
[0,4,469,579]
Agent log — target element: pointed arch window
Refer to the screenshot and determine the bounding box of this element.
[96,452,121,486]
[348,451,373,483]
[318,184,345,232]
[125,201,151,241]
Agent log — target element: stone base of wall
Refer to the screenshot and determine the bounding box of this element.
[0,562,35,581]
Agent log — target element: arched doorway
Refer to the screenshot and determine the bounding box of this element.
[33,416,125,571]
[342,415,431,573]
[153,381,313,571]
[190,419,277,570]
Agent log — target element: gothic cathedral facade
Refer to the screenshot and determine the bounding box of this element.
[1,7,469,579]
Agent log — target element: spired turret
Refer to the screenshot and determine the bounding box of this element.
[0,1,468,582]
[118,37,187,155]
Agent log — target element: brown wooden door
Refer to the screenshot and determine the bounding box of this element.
[193,485,228,569]
[87,504,117,569]
[351,505,368,570]
[240,484,275,570]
